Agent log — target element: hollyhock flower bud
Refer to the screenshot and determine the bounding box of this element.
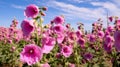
[52,16,64,24]
[78,38,85,48]
[57,33,64,44]
[61,45,73,57]
[20,44,43,65]
[40,12,46,16]
[56,53,61,58]
[42,7,47,11]
[83,53,93,61]
[24,4,39,18]
[114,31,120,52]
[109,16,113,22]
[21,19,34,36]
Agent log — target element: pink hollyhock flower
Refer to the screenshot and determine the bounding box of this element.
[109,16,113,22]
[52,16,64,24]
[40,63,50,67]
[116,20,120,25]
[76,30,82,38]
[97,31,104,38]
[83,53,93,61]
[42,36,55,54]
[105,35,114,44]
[57,33,64,44]
[24,4,39,18]
[61,45,73,57]
[103,43,113,53]
[89,34,96,43]
[20,44,43,65]
[107,26,113,32]
[114,31,120,52]
[21,19,34,36]
[78,38,85,48]
[53,24,64,33]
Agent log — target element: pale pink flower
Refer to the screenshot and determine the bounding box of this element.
[20,44,43,65]
[61,45,73,57]
[42,36,55,54]
[52,16,64,24]
[21,19,34,36]
[24,4,39,18]
[57,33,64,44]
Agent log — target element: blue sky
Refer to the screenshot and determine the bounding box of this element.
[0,0,120,30]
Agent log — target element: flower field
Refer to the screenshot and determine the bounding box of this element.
[0,4,120,67]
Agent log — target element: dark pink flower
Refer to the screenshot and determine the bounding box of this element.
[89,34,96,43]
[103,43,113,53]
[98,31,104,38]
[24,4,39,18]
[83,53,93,61]
[20,44,43,65]
[78,38,85,48]
[52,16,64,24]
[107,26,113,32]
[21,19,34,36]
[114,31,120,52]
[105,35,114,44]
[61,45,73,57]
[109,16,113,22]
[53,24,64,33]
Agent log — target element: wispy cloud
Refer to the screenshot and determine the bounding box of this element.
[68,0,99,3]
[91,1,120,17]
[11,4,25,10]
[47,1,106,20]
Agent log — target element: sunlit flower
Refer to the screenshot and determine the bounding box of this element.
[52,16,64,24]
[21,19,34,36]
[24,4,39,18]
[42,36,55,54]
[61,45,73,57]
[20,44,43,65]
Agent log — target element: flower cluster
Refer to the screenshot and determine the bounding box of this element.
[0,4,120,67]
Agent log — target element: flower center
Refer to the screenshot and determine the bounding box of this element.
[29,49,34,54]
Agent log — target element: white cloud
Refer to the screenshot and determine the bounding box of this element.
[91,2,120,17]
[11,4,25,10]
[47,1,106,20]
[68,0,99,3]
